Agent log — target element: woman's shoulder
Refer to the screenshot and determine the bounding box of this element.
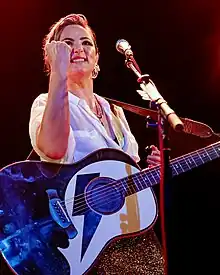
[33,93,48,104]
[34,93,48,101]
[31,93,48,107]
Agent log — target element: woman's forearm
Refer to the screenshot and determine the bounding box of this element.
[37,72,70,159]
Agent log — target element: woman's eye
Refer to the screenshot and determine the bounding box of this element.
[83,40,93,46]
[64,40,73,46]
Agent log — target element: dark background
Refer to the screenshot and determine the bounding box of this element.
[1,0,220,274]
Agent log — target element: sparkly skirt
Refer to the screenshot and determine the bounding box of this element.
[90,229,164,275]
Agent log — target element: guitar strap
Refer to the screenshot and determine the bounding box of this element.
[105,97,217,139]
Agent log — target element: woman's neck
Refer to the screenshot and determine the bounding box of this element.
[67,77,95,110]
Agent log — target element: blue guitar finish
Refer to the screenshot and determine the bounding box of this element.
[0,161,75,274]
[0,148,136,275]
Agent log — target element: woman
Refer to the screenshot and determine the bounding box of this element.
[29,13,164,274]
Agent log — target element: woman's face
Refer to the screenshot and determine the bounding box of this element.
[59,24,98,79]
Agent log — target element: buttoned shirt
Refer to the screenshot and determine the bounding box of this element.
[29,92,140,164]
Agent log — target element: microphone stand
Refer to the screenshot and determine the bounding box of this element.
[124,57,184,275]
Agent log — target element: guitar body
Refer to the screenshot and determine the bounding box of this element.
[0,148,157,275]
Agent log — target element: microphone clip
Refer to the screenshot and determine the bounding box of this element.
[125,56,142,75]
[124,48,133,58]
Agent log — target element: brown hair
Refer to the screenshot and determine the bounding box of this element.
[43,14,99,73]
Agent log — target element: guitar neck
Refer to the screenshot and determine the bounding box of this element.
[121,141,220,196]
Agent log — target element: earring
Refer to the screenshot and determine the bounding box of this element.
[92,64,100,79]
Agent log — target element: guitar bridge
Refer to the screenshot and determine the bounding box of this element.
[46,189,77,239]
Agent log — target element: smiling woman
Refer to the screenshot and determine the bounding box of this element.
[28,13,164,274]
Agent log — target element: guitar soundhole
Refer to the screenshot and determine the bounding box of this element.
[85,177,125,215]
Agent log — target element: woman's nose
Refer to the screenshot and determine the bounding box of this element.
[73,44,84,54]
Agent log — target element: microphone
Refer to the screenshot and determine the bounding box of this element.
[116,39,142,74]
[116,39,133,58]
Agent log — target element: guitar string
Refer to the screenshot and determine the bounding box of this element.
[62,145,217,207]
[59,152,212,215]
[76,194,128,217]
[61,175,145,211]
[72,194,129,217]
[71,165,167,215]
[61,169,143,205]
[59,170,157,216]
[62,166,168,217]
[57,149,217,215]
[61,150,206,208]
[60,166,159,209]
[62,151,203,207]
[63,179,146,216]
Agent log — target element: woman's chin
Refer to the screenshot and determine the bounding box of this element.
[67,70,91,80]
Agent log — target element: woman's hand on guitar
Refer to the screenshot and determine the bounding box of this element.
[146,145,161,168]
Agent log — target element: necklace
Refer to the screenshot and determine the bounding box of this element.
[94,96,103,119]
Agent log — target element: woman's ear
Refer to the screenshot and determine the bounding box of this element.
[95,53,99,64]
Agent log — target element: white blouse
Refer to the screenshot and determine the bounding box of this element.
[29,92,140,164]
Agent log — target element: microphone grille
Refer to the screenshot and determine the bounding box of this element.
[116,39,130,54]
